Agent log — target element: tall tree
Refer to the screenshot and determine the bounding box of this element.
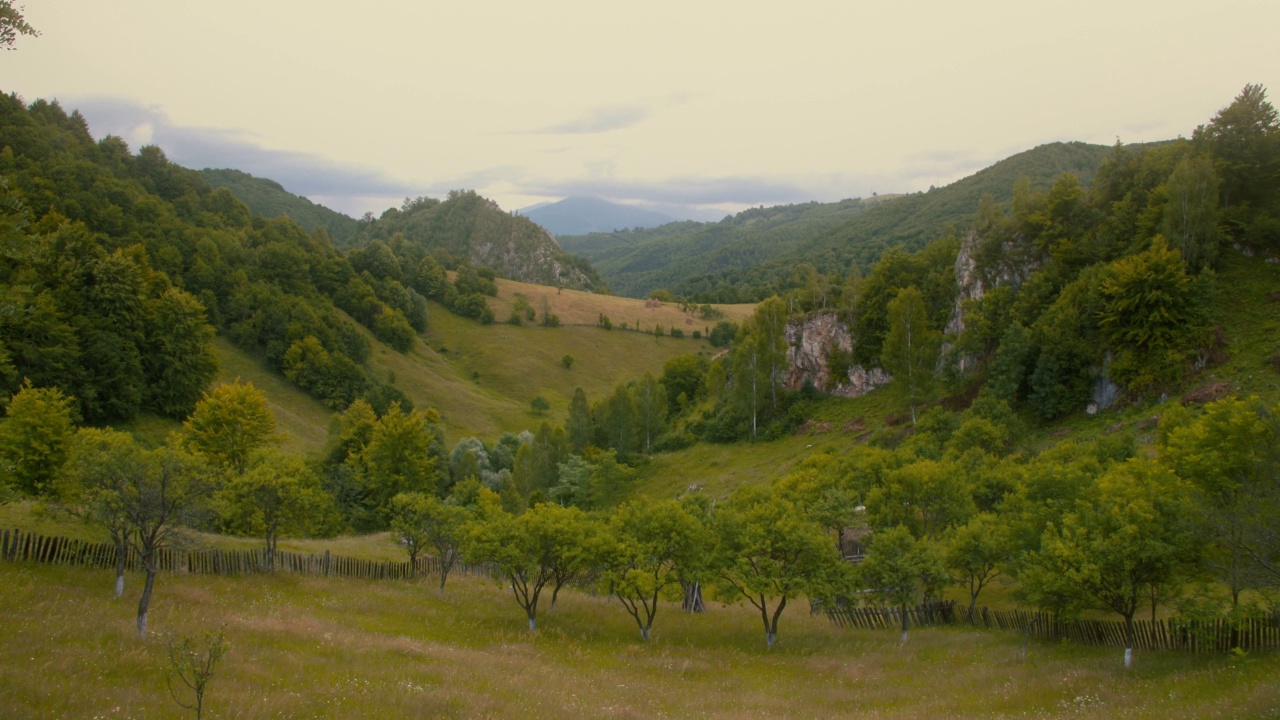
[1194,84,1280,212]
[881,286,940,426]
[0,382,76,495]
[565,387,593,454]
[183,381,277,476]
[603,501,710,641]
[1160,155,1220,273]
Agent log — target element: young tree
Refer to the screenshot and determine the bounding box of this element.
[183,380,277,475]
[389,491,472,593]
[465,502,600,631]
[54,428,144,596]
[1019,457,1199,668]
[881,286,940,426]
[216,451,333,569]
[633,372,667,455]
[857,525,947,643]
[602,501,709,641]
[166,630,230,720]
[122,441,215,636]
[945,512,1014,614]
[713,485,846,648]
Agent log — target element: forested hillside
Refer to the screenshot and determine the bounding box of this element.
[349,191,605,292]
[199,168,360,245]
[561,142,1121,301]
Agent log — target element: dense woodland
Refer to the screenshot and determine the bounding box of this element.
[1,84,1279,664]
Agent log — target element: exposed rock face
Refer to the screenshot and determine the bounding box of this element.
[944,230,1040,373]
[784,312,891,398]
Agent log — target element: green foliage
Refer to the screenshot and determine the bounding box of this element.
[881,286,941,425]
[560,354,574,370]
[183,381,278,476]
[708,320,738,348]
[389,491,471,593]
[0,382,76,495]
[712,484,847,648]
[216,451,337,559]
[348,404,444,525]
[530,395,550,416]
[856,525,947,639]
[200,168,359,244]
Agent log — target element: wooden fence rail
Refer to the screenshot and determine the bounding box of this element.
[1,528,497,583]
[822,598,1280,654]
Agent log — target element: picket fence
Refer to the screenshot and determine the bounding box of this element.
[822,598,1280,654]
[0,528,496,582]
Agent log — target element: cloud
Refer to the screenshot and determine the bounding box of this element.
[69,97,418,202]
[519,175,819,207]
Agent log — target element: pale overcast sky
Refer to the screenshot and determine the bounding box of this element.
[6,0,1279,218]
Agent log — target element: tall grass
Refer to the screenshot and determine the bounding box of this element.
[1,562,1276,719]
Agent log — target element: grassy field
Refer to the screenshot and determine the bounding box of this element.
[486,276,756,329]
[1,560,1276,719]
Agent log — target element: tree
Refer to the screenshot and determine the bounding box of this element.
[143,288,219,418]
[881,286,940,426]
[565,387,593,454]
[122,441,214,636]
[0,382,76,495]
[216,451,333,568]
[1161,397,1280,604]
[530,396,550,416]
[1194,84,1280,212]
[713,485,845,648]
[1019,457,1199,668]
[165,630,230,720]
[857,525,947,643]
[561,354,574,370]
[1160,155,1220,273]
[389,491,472,594]
[945,512,1014,614]
[0,1,39,49]
[603,501,710,641]
[633,372,667,455]
[465,502,600,631]
[54,428,144,596]
[352,403,443,518]
[865,458,974,541]
[184,381,277,476]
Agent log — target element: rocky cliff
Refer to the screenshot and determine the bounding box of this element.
[784,312,891,398]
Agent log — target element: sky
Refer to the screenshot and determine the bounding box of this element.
[6,0,1279,219]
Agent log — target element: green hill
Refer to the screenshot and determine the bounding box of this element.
[199,168,360,244]
[560,142,1120,300]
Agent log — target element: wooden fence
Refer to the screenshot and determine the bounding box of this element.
[1,528,497,582]
[822,598,1280,654]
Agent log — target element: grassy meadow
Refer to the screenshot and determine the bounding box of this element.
[3,558,1278,720]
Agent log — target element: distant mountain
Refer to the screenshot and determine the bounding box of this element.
[559,142,1122,300]
[520,196,677,235]
[199,168,360,244]
[355,190,604,291]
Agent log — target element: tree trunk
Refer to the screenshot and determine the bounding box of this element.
[114,536,127,598]
[1124,614,1135,669]
[765,631,776,649]
[640,626,651,642]
[137,567,156,637]
[900,603,910,643]
[681,581,704,613]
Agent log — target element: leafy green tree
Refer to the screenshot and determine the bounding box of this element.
[143,288,219,418]
[215,451,335,568]
[1160,155,1220,272]
[633,372,667,455]
[1194,84,1280,213]
[660,354,708,411]
[465,502,601,630]
[1097,236,1207,393]
[1019,457,1199,668]
[1161,397,1280,603]
[53,427,144,596]
[389,491,472,594]
[565,387,593,454]
[987,321,1032,403]
[708,320,738,348]
[713,485,846,648]
[866,458,974,541]
[0,382,76,495]
[530,395,550,416]
[352,403,443,518]
[121,441,215,636]
[945,512,1014,613]
[881,286,940,425]
[857,525,947,642]
[183,381,277,476]
[561,354,574,369]
[603,500,711,641]
[0,1,39,49]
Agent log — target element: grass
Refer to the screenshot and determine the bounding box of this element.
[1,559,1277,719]
[486,276,756,329]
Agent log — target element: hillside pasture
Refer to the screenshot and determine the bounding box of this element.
[1,561,1276,719]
